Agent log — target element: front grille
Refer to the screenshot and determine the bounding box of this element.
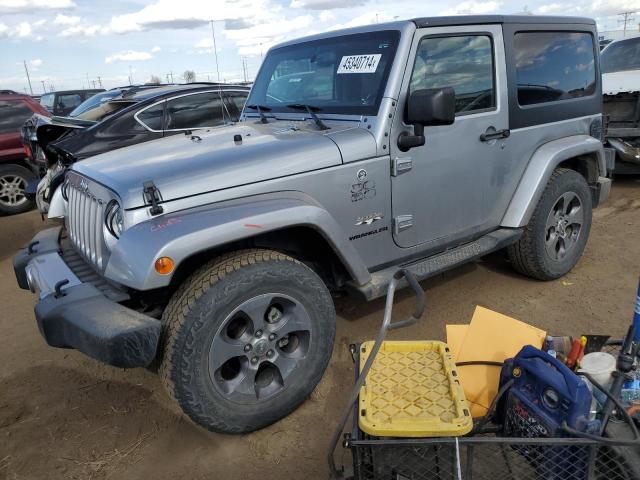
[66,180,106,270]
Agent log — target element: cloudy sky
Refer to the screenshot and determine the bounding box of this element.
[1,0,638,93]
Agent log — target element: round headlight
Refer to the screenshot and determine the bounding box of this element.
[105,200,124,238]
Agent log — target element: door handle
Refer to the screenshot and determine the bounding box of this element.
[480,128,510,142]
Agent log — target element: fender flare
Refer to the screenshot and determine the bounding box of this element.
[501,135,605,228]
[104,193,371,290]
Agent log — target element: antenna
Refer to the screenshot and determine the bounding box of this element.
[210,20,221,82]
[23,60,33,95]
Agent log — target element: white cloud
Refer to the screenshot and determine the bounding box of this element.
[33,19,46,27]
[15,21,32,37]
[290,0,366,9]
[105,50,153,64]
[151,45,162,53]
[105,0,261,34]
[440,1,501,15]
[54,14,81,26]
[60,22,101,37]
[319,10,335,22]
[328,11,393,30]
[29,58,42,70]
[0,0,75,14]
[0,22,8,37]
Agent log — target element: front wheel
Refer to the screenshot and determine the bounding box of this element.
[159,249,336,433]
[508,168,592,280]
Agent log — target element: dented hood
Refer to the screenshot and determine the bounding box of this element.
[73,119,376,210]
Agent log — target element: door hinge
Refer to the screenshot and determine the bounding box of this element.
[391,157,412,176]
[394,215,414,234]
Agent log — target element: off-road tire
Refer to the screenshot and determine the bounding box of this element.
[0,164,36,215]
[507,168,592,280]
[159,249,335,433]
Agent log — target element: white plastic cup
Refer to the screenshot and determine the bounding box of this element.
[579,352,617,387]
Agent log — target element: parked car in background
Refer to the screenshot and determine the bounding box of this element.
[0,90,50,215]
[39,89,105,117]
[24,83,251,212]
[601,35,640,174]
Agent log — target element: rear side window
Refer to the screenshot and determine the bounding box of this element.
[136,102,164,131]
[57,94,82,111]
[0,100,34,134]
[165,92,225,130]
[514,32,596,106]
[409,35,495,114]
[225,92,249,117]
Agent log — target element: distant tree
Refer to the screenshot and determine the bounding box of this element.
[148,75,162,84]
[183,70,196,83]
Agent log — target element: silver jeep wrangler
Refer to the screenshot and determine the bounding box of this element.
[14,15,611,433]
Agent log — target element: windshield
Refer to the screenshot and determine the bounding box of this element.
[69,90,123,117]
[601,37,640,73]
[247,30,400,116]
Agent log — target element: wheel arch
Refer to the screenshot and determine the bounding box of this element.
[104,194,371,292]
[501,135,605,228]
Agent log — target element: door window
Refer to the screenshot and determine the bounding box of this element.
[165,92,225,130]
[409,35,495,114]
[514,32,596,106]
[0,100,34,134]
[40,93,54,111]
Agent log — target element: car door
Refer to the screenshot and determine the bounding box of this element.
[0,99,35,159]
[390,24,511,249]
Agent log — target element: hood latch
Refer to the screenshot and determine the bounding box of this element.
[143,181,164,216]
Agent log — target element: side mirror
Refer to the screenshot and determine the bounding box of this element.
[398,87,456,151]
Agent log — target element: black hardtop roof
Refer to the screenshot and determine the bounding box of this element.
[412,15,596,28]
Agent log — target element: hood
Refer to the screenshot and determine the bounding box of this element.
[602,70,640,95]
[73,119,376,210]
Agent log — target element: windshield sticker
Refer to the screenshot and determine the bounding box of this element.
[337,54,381,74]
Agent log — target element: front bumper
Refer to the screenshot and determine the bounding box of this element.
[13,227,161,368]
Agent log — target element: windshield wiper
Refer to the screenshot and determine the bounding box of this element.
[246,104,272,124]
[286,104,329,131]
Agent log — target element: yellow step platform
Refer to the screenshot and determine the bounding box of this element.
[358,340,473,437]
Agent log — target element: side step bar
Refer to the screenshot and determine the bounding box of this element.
[348,228,523,301]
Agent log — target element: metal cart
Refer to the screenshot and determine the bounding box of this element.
[328,270,640,480]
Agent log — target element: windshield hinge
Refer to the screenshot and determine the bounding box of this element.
[143,181,164,216]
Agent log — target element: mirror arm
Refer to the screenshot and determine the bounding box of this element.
[397,123,425,152]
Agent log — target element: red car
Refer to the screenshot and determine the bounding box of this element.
[0,90,50,215]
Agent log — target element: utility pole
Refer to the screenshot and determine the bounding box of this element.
[619,11,636,38]
[169,71,174,83]
[86,72,90,90]
[128,65,133,85]
[210,20,221,82]
[40,80,46,93]
[242,57,248,83]
[97,76,103,88]
[23,60,33,95]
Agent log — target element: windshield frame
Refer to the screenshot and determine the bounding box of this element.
[601,37,640,74]
[246,30,401,117]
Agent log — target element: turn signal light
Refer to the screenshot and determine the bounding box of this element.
[155,257,174,275]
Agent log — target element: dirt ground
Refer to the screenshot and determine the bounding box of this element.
[0,178,639,480]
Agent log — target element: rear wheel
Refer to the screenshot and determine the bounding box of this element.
[0,164,36,215]
[508,168,592,280]
[159,249,336,433]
